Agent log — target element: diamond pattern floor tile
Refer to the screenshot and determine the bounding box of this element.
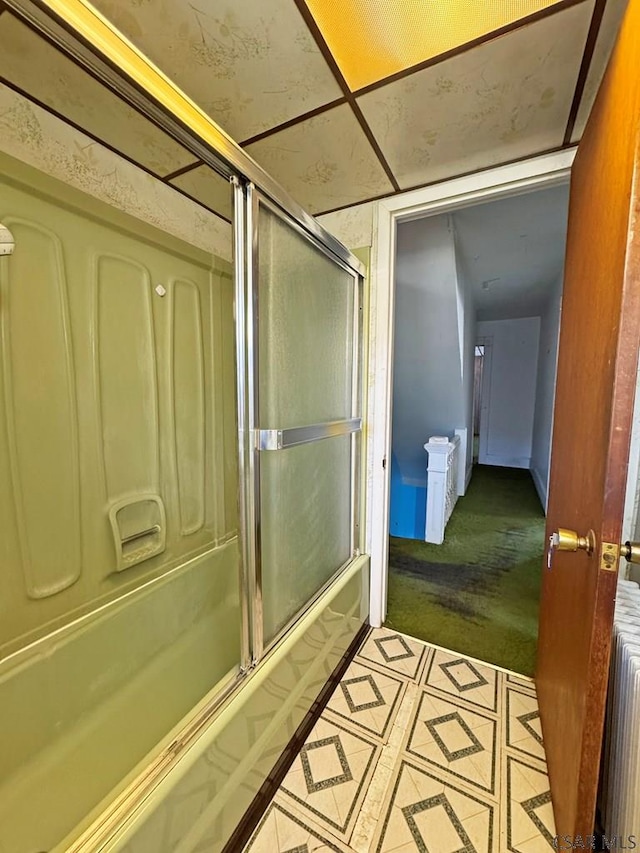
[506,687,545,762]
[373,759,497,852]
[425,649,501,713]
[326,659,406,743]
[245,800,353,852]
[243,627,555,853]
[405,689,498,797]
[504,755,556,852]
[279,716,380,840]
[357,628,430,682]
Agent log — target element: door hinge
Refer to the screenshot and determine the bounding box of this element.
[382,457,387,470]
[600,542,619,572]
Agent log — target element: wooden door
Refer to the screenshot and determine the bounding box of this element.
[536,0,640,838]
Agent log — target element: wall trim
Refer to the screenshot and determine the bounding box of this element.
[466,463,473,491]
[478,455,531,469]
[531,464,548,511]
[367,149,576,627]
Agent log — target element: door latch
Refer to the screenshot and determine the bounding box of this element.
[621,541,640,564]
[547,530,640,572]
[547,527,595,570]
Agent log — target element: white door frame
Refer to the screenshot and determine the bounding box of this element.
[476,335,493,467]
[367,149,576,628]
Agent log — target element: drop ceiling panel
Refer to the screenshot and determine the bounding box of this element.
[357,0,594,190]
[170,166,233,221]
[571,0,628,141]
[90,0,343,143]
[303,0,567,92]
[0,14,197,177]
[244,104,394,213]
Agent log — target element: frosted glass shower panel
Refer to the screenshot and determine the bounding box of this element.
[261,435,352,644]
[258,205,355,429]
[253,200,360,647]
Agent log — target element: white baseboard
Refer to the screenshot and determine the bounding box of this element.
[530,465,548,511]
[477,454,531,469]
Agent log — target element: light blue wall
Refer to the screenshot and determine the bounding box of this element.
[390,214,475,540]
[389,451,426,539]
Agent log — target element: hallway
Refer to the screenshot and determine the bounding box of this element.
[386,466,545,676]
[244,626,554,852]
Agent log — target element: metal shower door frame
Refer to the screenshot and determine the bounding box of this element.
[0,2,367,846]
[234,181,364,666]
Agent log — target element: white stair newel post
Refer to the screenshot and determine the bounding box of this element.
[424,435,461,544]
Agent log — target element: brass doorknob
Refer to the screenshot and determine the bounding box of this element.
[550,528,595,555]
[548,531,640,569]
[621,542,640,564]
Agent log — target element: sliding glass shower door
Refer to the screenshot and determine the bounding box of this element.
[236,187,363,657]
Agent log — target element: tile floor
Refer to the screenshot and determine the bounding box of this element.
[244,627,555,853]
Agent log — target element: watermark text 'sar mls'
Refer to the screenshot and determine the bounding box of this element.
[553,836,638,850]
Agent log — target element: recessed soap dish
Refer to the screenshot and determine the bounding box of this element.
[108,494,166,572]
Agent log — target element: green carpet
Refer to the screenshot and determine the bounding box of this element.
[386,465,545,676]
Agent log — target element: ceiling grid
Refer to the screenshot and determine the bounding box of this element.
[0,0,628,220]
[562,0,608,144]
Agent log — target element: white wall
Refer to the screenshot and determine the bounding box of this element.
[530,273,563,507]
[454,249,477,484]
[477,317,541,469]
[317,201,374,251]
[392,214,474,489]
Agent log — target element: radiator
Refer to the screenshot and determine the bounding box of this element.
[602,577,640,839]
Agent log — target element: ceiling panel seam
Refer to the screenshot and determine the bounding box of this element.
[562,0,607,145]
[318,0,591,98]
[292,0,401,192]
[0,74,230,222]
[291,0,351,97]
[9,10,214,180]
[349,101,401,192]
[161,160,203,182]
[314,141,578,218]
[231,0,593,159]
[0,71,172,183]
[239,97,347,147]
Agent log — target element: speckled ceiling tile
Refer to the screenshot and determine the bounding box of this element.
[170,165,234,221]
[0,14,198,177]
[244,104,394,214]
[0,85,232,260]
[571,0,629,142]
[90,0,343,143]
[356,0,595,191]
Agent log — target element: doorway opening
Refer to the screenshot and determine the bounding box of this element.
[385,182,570,675]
